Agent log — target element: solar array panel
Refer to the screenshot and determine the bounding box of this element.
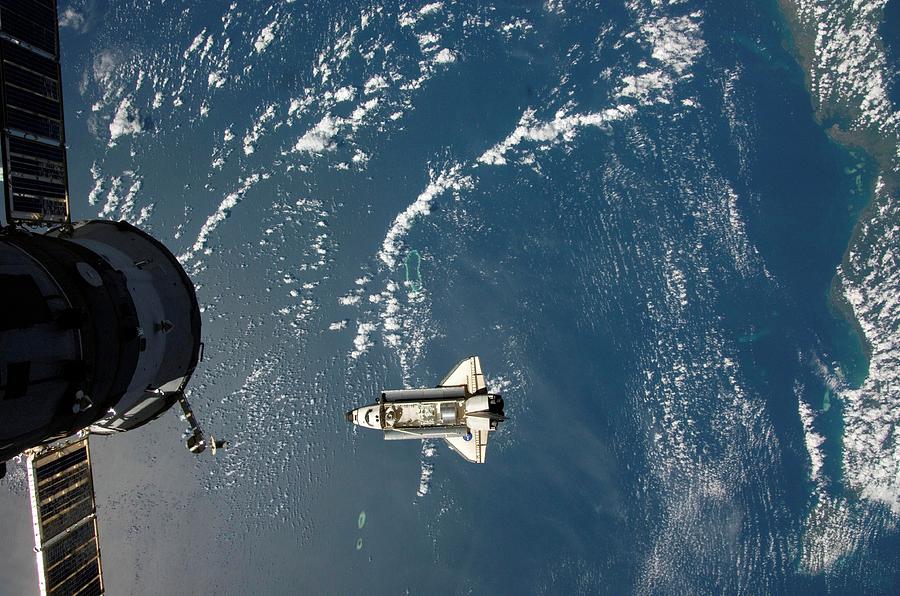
[27,439,104,596]
[0,0,70,225]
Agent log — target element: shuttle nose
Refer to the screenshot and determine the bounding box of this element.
[345,410,353,422]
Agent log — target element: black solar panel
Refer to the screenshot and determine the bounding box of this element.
[0,0,69,225]
[41,520,102,596]
[34,444,87,483]
[28,439,105,596]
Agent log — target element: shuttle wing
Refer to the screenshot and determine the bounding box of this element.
[438,356,486,395]
[445,430,489,464]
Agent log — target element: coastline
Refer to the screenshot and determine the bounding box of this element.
[777,0,900,518]
[777,0,898,364]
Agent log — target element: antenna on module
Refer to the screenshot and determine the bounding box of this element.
[177,391,228,455]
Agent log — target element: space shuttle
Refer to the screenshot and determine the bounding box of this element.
[346,356,505,464]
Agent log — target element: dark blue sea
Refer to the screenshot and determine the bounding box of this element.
[0,0,897,594]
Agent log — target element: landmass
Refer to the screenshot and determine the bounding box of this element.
[778,0,900,519]
[779,0,898,360]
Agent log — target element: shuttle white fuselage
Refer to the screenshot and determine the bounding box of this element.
[346,357,505,464]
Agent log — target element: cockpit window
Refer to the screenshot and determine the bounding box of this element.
[365,410,371,424]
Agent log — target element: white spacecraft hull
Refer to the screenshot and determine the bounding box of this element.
[347,357,505,464]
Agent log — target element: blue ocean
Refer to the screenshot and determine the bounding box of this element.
[1,0,897,594]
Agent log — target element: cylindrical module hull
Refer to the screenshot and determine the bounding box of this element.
[0,220,201,461]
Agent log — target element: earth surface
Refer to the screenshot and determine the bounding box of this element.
[1,0,899,594]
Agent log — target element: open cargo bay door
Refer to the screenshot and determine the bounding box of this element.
[0,0,70,225]
[26,438,104,596]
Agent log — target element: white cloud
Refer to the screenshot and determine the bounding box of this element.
[254,20,278,54]
[433,48,456,64]
[417,32,440,49]
[378,164,472,268]
[419,2,443,16]
[350,322,376,359]
[178,173,269,264]
[208,70,226,88]
[363,75,389,95]
[184,30,207,59]
[243,104,276,155]
[641,14,705,76]
[58,7,85,31]
[293,115,340,154]
[109,97,142,145]
[478,105,635,165]
[333,86,355,102]
[92,50,118,83]
[797,394,825,482]
[837,180,900,514]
